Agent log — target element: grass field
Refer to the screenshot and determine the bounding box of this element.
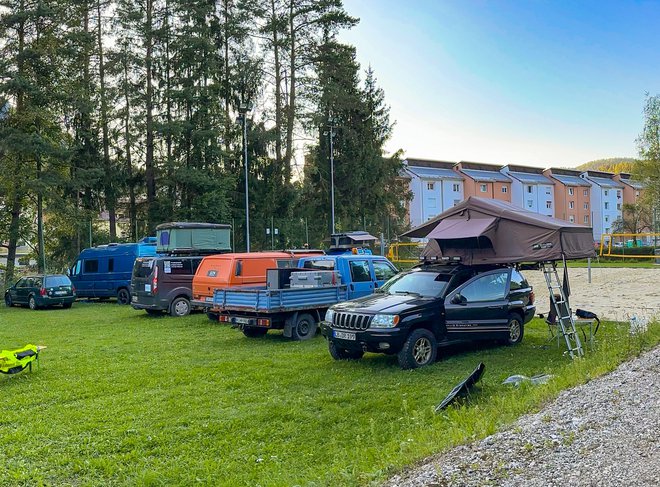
[1,303,658,486]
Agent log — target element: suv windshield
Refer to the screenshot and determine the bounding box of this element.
[380,270,451,298]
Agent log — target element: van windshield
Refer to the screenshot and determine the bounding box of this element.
[133,258,155,278]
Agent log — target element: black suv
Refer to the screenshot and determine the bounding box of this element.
[320,263,535,369]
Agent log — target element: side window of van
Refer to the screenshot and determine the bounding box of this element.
[71,261,82,276]
[108,258,114,272]
[163,259,193,275]
[84,259,99,273]
[349,260,371,282]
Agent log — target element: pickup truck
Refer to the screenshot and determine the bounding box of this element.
[209,253,398,340]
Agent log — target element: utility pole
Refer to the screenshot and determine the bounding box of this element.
[328,110,336,234]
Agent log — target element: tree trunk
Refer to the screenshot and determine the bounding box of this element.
[284,0,295,183]
[123,51,137,240]
[271,0,283,174]
[5,192,22,287]
[97,0,115,239]
[145,0,156,230]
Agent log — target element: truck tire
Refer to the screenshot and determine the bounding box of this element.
[170,297,191,317]
[117,288,131,305]
[291,313,317,341]
[397,328,437,369]
[504,313,524,345]
[242,327,268,338]
[328,340,364,360]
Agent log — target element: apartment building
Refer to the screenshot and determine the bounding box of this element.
[454,161,511,202]
[580,171,624,241]
[402,159,464,228]
[612,173,645,206]
[501,165,555,217]
[543,168,591,226]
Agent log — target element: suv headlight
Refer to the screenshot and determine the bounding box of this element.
[324,308,335,323]
[370,314,400,328]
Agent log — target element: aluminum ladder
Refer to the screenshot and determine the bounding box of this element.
[541,261,584,358]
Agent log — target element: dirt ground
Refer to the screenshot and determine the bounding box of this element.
[524,266,660,322]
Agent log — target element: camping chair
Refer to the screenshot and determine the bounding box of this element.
[0,344,45,375]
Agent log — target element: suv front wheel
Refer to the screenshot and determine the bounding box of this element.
[328,340,364,360]
[398,328,437,369]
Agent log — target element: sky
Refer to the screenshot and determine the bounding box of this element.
[340,0,660,169]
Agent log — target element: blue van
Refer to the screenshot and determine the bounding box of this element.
[69,238,157,304]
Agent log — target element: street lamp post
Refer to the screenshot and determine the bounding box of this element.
[328,110,336,234]
[238,101,253,251]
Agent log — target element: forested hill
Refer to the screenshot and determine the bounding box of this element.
[577,157,638,173]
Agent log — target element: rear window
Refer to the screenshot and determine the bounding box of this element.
[302,259,335,270]
[133,259,155,278]
[45,276,71,287]
[509,269,529,291]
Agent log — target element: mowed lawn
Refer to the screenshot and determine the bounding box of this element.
[1,302,658,486]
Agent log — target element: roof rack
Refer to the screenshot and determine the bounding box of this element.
[328,231,377,254]
[419,256,462,263]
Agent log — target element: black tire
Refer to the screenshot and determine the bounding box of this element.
[28,295,39,311]
[117,288,131,305]
[291,313,317,341]
[397,328,437,369]
[207,312,219,322]
[242,327,268,338]
[4,293,12,307]
[504,314,524,345]
[62,303,72,309]
[170,297,191,317]
[328,340,364,360]
[146,309,162,316]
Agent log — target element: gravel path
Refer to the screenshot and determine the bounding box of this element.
[385,345,660,487]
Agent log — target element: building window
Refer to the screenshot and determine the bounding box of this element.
[604,190,609,196]
[605,227,610,234]
[427,182,435,191]
[584,203,589,210]
[604,202,609,210]
[569,215,575,223]
[527,186,533,193]
[584,189,589,197]
[617,190,621,198]
[480,184,487,193]
[569,201,574,209]
[584,215,589,224]
[428,197,436,208]
[453,199,460,206]
[617,203,621,210]
[568,187,574,196]
[527,200,533,208]
[635,191,640,197]
[452,183,460,192]
[501,186,507,193]
[605,216,609,223]
[546,189,551,195]
[546,201,552,209]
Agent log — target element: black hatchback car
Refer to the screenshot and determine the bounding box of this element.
[4,274,76,310]
[321,263,535,369]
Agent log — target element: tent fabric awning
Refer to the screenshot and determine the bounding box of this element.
[402,197,595,264]
[426,216,497,240]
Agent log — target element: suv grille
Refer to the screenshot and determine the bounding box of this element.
[333,312,372,331]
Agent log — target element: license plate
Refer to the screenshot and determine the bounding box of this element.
[54,290,66,295]
[205,297,213,303]
[233,317,251,325]
[144,284,151,292]
[333,330,356,341]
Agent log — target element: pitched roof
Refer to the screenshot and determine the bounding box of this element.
[459,168,511,183]
[581,171,624,188]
